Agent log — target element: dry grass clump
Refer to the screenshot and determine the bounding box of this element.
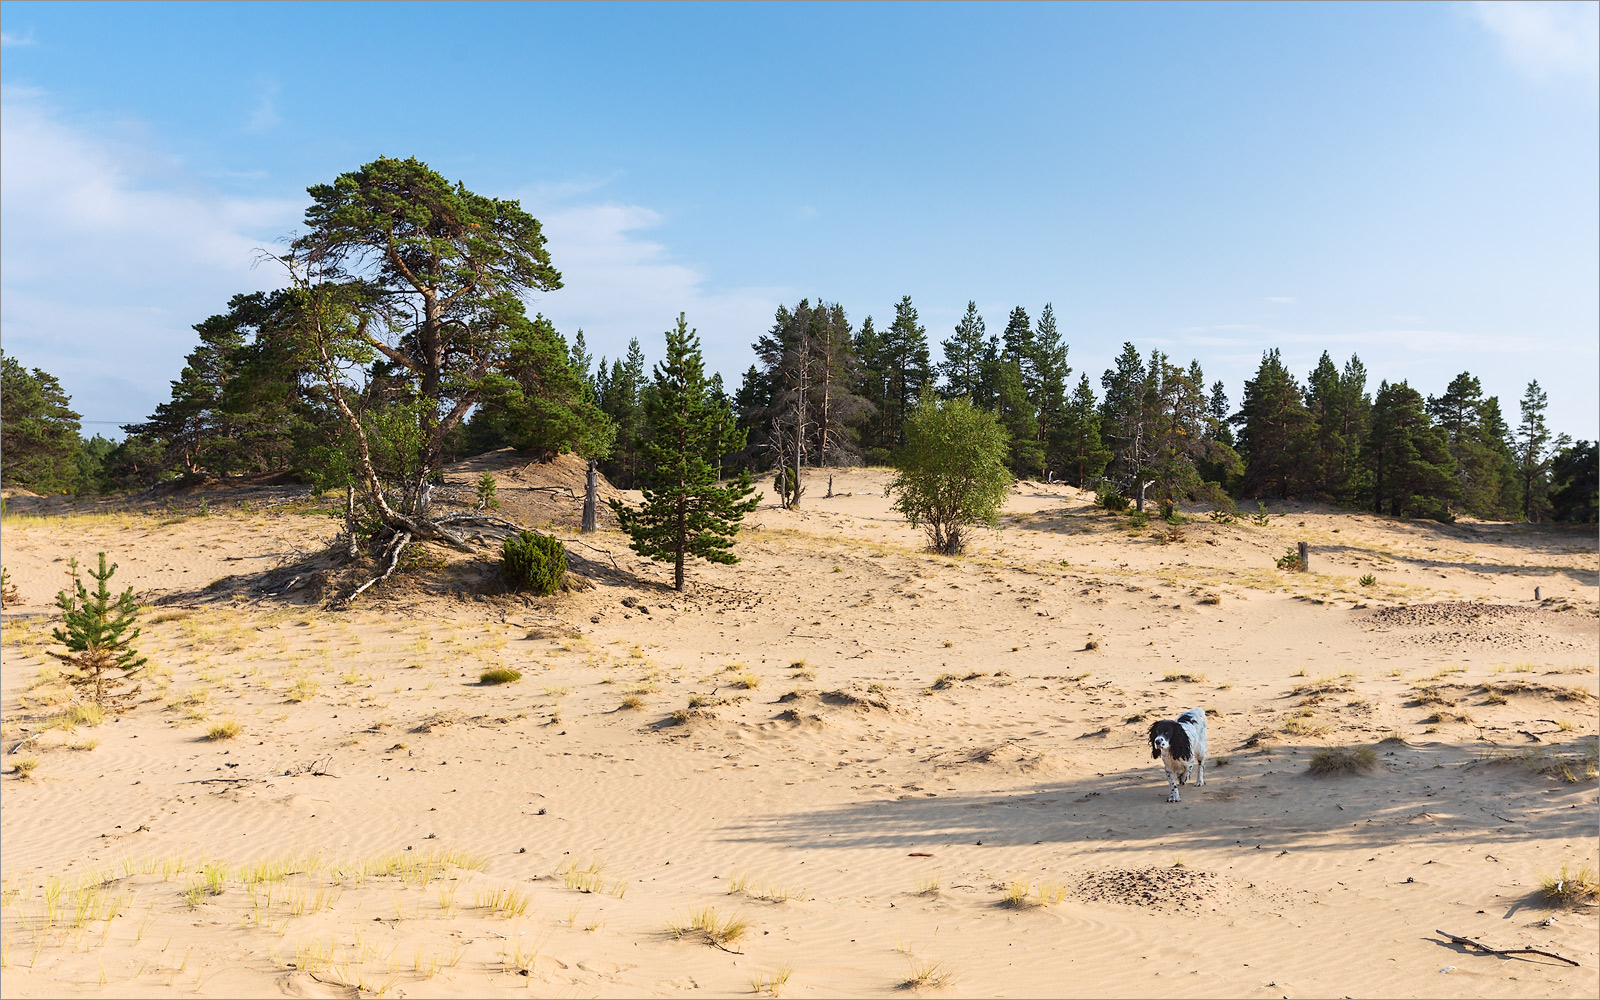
[619,694,645,710]
[898,958,955,990]
[1290,674,1353,698]
[1001,880,1067,908]
[1482,679,1594,703]
[479,668,522,685]
[1163,671,1206,683]
[1538,863,1599,908]
[729,670,761,690]
[284,675,321,702]
[206,719,241,740]
[1308,746,1378,776]
[1409,686,1457,707]
[667,906,749,948]
[749,965,795,997]
[1422,709,1473,725]
[11,757,38,778]
[1491,743,1600,783]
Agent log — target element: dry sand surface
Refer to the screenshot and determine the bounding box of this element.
[1,461,1596,998]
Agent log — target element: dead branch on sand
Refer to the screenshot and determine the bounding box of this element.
[1435,929,1579,966]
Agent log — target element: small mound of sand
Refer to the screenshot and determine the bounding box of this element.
[1077,867,1218,908]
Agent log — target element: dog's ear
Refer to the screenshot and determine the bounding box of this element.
[1147,722,1161,759]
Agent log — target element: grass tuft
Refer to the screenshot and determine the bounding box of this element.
[898,958,955,991]
[1538,863,1599,908]
[479,668,522,685]
[206,720,241,741]
[1307,746,1378,776]
[1001,880,1067,908]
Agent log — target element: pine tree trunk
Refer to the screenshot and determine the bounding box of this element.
[582,460,598,533]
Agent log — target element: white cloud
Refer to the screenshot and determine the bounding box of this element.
[0,29,36,47]
[247,81,281,132]
[526,196,788,382]
[1471,0,1600,81]
[0,88,298,428]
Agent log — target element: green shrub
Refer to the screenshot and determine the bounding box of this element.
[501,530,566,594]
[1359,573,1377,587]
[1127,510,1148,531]
[887,395,1012,555]
[1094,483,1128,512]
[1275,547,1304,571]
[1251,501,1271,526]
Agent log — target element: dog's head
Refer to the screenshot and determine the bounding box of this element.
[1148,719,1192,761]
[1148,722,1169,760]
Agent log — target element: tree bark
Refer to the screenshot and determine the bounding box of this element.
[582,460,598,533]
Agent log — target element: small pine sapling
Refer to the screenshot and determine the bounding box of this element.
[0,567,17,607]
[476,472,501,511]
[50,554,148,710]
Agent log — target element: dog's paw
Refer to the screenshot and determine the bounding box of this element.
[1166,792,1181,803]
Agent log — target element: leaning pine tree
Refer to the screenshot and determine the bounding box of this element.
[50,553,147,710]
[609,315,761,591]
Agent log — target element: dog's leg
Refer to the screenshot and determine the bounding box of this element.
[1196,755,1205,786]
[1166,765,1180,803]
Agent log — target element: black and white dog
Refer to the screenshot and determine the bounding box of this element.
[1148,707,1207,802]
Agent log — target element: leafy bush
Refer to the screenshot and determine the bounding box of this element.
[1094,483,1128,512]
[501,530,566,594]
[1127,510,1148,531]
[887,395,1012,555]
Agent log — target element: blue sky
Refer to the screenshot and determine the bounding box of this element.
[2,1,1596,439]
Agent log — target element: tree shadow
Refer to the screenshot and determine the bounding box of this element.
[720,738,1596,856]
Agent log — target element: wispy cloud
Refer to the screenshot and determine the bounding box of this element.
[247,80,281,132]
[0,29,36,47]
[1471,0,1600,81]
[0,87,298,427]
[523,191,788,380]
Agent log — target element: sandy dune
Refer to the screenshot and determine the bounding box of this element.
[1,465,1595,998]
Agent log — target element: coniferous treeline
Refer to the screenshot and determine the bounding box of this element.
[3,292,1595,525]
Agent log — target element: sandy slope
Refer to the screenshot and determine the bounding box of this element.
[1,466,1595,998]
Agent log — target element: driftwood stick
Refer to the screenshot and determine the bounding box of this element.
[1436,929,1579,967]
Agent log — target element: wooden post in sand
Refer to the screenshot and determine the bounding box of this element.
[1298,541,1309,572]
[581,460,598,534]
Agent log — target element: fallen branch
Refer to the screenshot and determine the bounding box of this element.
[565,538,621,572]
[341,531,412,608]
[1436,929,1579,966]
[8,731,43,755]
